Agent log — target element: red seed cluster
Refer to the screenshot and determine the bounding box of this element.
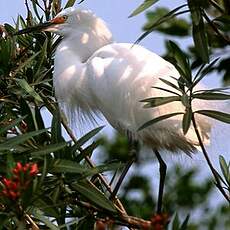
[150,213,169,230]
[1,162,38,200]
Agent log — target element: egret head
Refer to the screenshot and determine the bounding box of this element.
[45,8,99,36]
[15,7,112,40]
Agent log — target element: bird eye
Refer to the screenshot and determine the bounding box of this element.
[62,15,68,21]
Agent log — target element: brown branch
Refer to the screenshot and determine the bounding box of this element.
[25,214,39,230]
[61,116,128,214]
[42,96,128,215]
[192,113,230,202]
[71,198,152,229]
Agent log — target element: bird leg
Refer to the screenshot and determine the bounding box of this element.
[153,149,167,214]
[110,136,138,200]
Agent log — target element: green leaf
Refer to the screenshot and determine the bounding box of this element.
[71,126,104,152]
[82,162,124,178]
[72,180,117,213]
[193,58,219,86]
[65,0,77,8]
[0,116,27,135]
[75,141,101,162]
[31,142,67,156]
[34,38,48,78]
[0,129,48,151]
[192,17,209,63]
[51,109,63,144]
[50,159,88,174]
[195,110,230,124]
[129,0,159,17]
[13,52,40,77]
[188,0,209,62]
[31,0,42,21]
[29,207,59,229]
[159,78,183,93]
[144,8,190,37]
[16,79,43,102]
[188,0,201,26]
[141,96,180,108]
[135,4,187,43]
[219,155,230,186]
[152,86,181,96]
[20,98,36,132]
[179,214,190,230]
[138,112,183,131]
[168,41,192,83]
[193,92,230,100]
[182,108,192,135]
[172,213,180,230]
[214,15,230,24]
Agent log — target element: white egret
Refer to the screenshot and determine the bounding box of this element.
[16,7,211,213]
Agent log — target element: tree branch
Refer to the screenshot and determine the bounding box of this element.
[192,113,230,202]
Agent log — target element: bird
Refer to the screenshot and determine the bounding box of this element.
[15,7,211,213]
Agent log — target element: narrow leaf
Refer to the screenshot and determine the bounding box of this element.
[50,159,88,174]
[72,180,117,213]
[182,108,192,135]
[65,0,77,8]
[141,96,180,108]
[135,4,187,43]
[159,78,183,93]
[51,109,63,144]
[82,162,124,178]
[16,79,43,102]
[172,213,180,230]
[75,141,100,162]
[0,129,48,151]
[34,38,48,78]
[219,155,230,186]
[152,86,181,96]
[138,112,183,131]
[13,52,40,77]
[193,92,230,100]
[195,110,230,124]
[192,19,209,63]
[0,116,27,135]
[179,214,190,230]
[31,142,67,156]
[129,0,159,18]
[30,207,59,230]
[168,41,192,82]
[193,58,219,86]
[188,0,201,25]
[71,126,104,152]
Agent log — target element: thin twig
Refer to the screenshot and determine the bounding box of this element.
[202,10,230,45]
[25,214,39,230]
[71,198,152,229]
[192,113,230,202]
[208,0,225,13]
[61,115,128,214]
[110,156,135,200]
[42,96,128,215]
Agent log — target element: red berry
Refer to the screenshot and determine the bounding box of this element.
[2,178,11,188]
[29,163,38,176]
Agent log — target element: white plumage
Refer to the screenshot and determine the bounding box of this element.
[46,7,211,154]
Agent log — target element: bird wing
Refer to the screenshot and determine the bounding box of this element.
[86,43,211,152]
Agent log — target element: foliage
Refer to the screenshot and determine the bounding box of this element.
[134,0,230,84]
[0,0,229,229]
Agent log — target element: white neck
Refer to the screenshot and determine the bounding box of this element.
[54,20,113,114]
[60,16,113,62]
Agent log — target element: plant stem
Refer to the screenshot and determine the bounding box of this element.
[42,96,128,215]
[192,113,230,202]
